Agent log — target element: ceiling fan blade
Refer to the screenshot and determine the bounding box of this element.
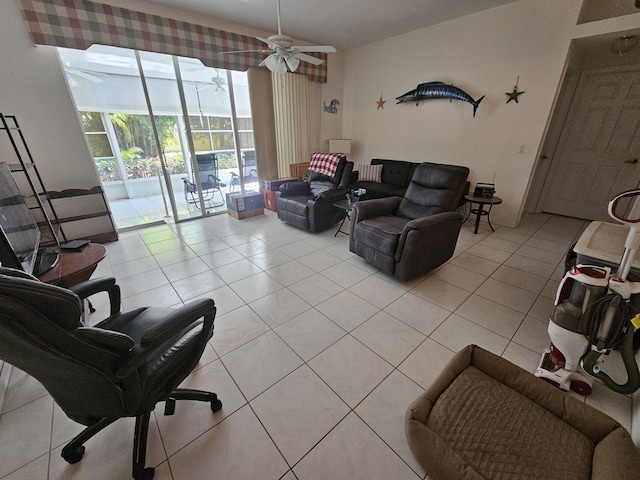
[291,52,324,66]
[219,49,270,55]
[291,45,336,53]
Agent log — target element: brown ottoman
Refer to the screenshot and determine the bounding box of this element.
[405,344,640,480]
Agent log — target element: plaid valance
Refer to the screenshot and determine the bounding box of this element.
[18,0,328,83]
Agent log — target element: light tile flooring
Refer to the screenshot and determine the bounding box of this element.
[1,210,636,479]
[108,183,260,230]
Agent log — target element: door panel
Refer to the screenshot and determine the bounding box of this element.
[542,66,640,221]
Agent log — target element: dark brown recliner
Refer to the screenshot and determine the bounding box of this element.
[349,162,469,281]
[276,155,354,233]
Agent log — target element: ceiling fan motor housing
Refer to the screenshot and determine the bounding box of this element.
[268,34,294,48]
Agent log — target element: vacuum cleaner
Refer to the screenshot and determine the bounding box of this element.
[535,189,640,395]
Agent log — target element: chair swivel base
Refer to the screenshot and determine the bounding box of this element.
[61,389,222,480]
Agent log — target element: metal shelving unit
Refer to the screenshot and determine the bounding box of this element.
[0,113,65,246]
[0,113,118,245]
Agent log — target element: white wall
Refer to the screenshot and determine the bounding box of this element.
[0,0,102,192]
[320,52,346,151]
[342,0,585,227]
[0,0,118,239]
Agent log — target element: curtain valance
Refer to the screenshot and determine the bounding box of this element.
[18,0,327,83]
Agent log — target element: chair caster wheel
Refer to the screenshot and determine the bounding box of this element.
[62,445,85,464]
[134,467,155,480]
[211,399,222,412]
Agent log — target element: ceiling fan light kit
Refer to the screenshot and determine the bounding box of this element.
[221,0,335,74]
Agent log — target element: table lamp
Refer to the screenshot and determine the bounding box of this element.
[328,139,351,159]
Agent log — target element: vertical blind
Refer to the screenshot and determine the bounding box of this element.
[272,73,321,177]
[18,0,328,83]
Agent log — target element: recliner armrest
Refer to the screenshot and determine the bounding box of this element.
[403,211,463,231]
[115,298,216,379]
[279,181,310,196]
[69,277,121,316]
[316,187,348,203]
[352,196,402,222]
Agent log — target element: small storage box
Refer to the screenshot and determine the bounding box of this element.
[263,190,277,211]
[226,192,264,220]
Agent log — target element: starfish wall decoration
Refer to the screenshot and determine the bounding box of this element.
[506,76,524,104]
[376,92,386,109]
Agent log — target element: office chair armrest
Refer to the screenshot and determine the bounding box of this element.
[140,298,215,347]
[115,298,216,379]
[69,277,121,316]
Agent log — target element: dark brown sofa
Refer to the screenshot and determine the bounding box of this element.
[349,158,418,200]
[406,344,640,480]
[349,162,469,281]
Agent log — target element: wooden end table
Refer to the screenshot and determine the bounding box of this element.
[38,243,107,287]
[38,243,107,322]
[464,194,503,234]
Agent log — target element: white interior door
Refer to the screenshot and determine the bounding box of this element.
[542,65,640,221]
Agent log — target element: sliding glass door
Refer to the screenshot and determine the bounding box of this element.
[59,45,256,226]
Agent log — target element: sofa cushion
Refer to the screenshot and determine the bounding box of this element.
[354,215,410,255]
[355,181,399,197]
[372,159,413,187]
[357,163,383,182]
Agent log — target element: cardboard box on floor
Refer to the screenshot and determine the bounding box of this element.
[226,192,264,219]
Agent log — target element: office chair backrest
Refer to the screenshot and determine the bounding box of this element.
[396,162,469,220]
[0,268,137,423]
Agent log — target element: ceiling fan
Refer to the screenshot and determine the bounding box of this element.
[220,0,336,73]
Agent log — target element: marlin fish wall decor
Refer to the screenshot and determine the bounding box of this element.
[396,82,485,117]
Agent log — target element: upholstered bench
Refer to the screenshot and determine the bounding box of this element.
[406,344,640,480]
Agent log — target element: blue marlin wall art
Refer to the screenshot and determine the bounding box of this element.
[395,82,485,117]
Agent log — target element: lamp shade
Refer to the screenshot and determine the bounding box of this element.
[328,139,351,154]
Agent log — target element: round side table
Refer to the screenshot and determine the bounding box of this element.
[464,194,503,234]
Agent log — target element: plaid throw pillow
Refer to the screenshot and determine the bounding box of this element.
[357,164,382,183]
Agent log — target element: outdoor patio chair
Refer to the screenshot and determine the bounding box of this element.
[182,153,226,208]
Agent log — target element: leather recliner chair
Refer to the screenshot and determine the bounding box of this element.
[349,162,469,281]
[277,154,354,233]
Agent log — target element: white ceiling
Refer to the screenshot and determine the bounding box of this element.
[143,0,520,50]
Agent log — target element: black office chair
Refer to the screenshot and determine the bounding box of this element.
[0,267,222,480]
